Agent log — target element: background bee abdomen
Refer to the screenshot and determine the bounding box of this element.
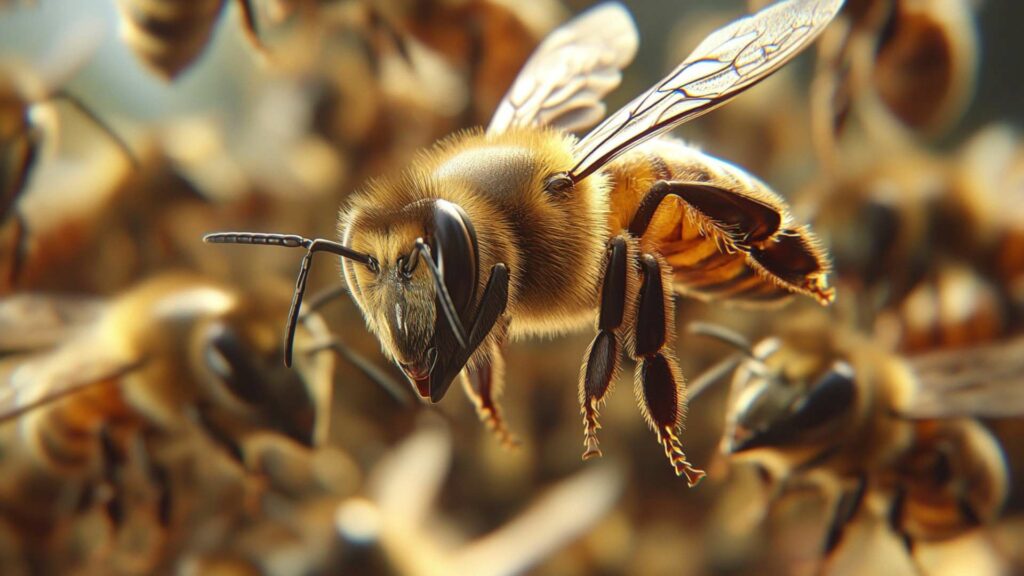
[25,381,133,473]
[117,0,226,79]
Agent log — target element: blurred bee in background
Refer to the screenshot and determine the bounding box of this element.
[807,0,978,167]
[367,0,561,126]
[811,125,1024,347]
[0,57,135,290]
[207,0,841,484]
[873,262,1010,354]
[332,418,623,576]
[694,317,1021,574]
[116,0,270,80]
[0,273,342,570]
[949,125,1024,293]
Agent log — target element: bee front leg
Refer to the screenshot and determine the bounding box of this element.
[4,212,29,289]
[579,235,636,460]
[462,339,520,450]
[820,475,868,569]
[630,252,705,487]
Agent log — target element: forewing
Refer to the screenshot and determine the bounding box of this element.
[0,293,106,352]
[487,2,638,135]
[571,0,843,181]
[896,337,1024,419]
[0,338,142,424]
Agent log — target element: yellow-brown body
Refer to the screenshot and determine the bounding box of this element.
[10,274,333,476]
[341,129,832,370]
[341,128,609,364]
[725,328,1008,548]
[117,0,262,79]
[210,0,843,481]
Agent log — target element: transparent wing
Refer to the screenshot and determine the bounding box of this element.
[487,2,638,135]
[896,337,1024,419]
[0,338,143,425]
[0,293,106,353]
[570,0,844,181]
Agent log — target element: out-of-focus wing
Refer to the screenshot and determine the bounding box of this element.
[570,0,843,181]
[0,293,106,352]
[487,2,638,135]
[0,338,142,424]
[896,337,1024,419]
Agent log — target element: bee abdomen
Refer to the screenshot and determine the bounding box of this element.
[900,420,1008,541]
[608,142,832,306]
[117,0,226,79]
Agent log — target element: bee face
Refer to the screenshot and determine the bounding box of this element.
[342,197,479,402]
[194,310,319,446]
[726,338,857,454]
[372,246,439,384]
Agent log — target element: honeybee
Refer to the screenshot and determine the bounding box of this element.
[699,319,1020,572]
[873,262,1011,354]
[1,65,135,287]
[116,0,268,79]
[369,0,560,125]
[0,274,338,541]
[813,126,1024,343]
[207,0,841,484]
[810,0,978,165]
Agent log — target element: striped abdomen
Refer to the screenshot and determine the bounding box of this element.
[117,0,227,79]
[23,380,136,473]
[605,138,833,306]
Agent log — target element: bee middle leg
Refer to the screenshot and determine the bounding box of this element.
[98,426,128,528]
[462,340,520,449]
[578,235,636,460]
[629,251,705,486]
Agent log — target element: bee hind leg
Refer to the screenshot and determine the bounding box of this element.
[462,341,520,450]
[579,236,635,461]
[630,252,704,487]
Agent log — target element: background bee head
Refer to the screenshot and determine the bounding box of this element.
[723,330,857,456]
[342,197,479,403]
[191,298,332,447]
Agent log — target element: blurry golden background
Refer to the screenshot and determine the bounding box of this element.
[0,1,1022,575]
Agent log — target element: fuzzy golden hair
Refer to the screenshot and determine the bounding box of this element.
[339,127,611,367]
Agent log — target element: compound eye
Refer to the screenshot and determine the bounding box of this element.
[430,200,478,320]
[787,361,856,430]
[543,172,573,195]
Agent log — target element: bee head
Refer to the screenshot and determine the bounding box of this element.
[345,199,480,402]
[724,337,857,455]
[193,308,323,447]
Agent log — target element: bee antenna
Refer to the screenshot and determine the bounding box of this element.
[301,337,412,406]
[406,238,469,349]
[203,232,378,366]
[297,284,350,322]
[687,322,755,357]
[48,89,140,169]
[686,353,744,401]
